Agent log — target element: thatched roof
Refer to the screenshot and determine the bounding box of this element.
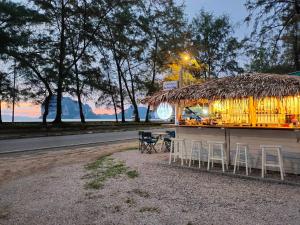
[143,73,300,105]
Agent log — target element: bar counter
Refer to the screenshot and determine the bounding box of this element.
[174,125,300,174]
[175,124,300,131]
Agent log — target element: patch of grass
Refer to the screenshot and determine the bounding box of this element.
[132,189,150,198]
[84,155,138,189]
[126,170,139,178]
[85,157,114,170]
[139,206,160,213]
[85,156,127,189]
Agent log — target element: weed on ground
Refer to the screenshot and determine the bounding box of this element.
[126,170,139,178]
[84,156,138,189]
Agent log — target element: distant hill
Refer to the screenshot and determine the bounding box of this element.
[41,96,157,120]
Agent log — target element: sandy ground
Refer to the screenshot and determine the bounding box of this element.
[0,142,138,185]
[1,146,300,225]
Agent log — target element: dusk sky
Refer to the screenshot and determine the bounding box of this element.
[4,0,250,120]
[182,0,249,38]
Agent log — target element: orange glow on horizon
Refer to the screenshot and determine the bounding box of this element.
[93,107,117,115]
[1,101,116,117]
[1,102,40,118]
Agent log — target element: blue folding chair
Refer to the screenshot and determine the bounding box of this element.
[140,132,159,154]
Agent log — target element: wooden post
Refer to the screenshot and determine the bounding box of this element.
[175,66,184,125]
[276,98,284,125]
[249,97,256,126]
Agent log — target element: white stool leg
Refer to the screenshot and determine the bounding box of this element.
[225,144,229,170]
[237,148,240,171]
[261,147,265,178]
[198,144,201,168]
[211,144,214,168]
[277,148,284,180]
[246,146,252,174]
[207,144,211,171]
[180,141,184,166]
[169,141,174,164]
[221,146,225,172]
[184,141,189,164]
[245,147,249,176]
[173,141,177,162]
[225,152,229,170]
[233,146,239,174]
[189,142,193,167]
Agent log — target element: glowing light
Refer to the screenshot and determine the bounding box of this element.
[156,103,173,120]
[202,108,208,115]
[180,52,191,62]
[213,101,222,110]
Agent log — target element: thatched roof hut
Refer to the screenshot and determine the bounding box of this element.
[143,73,300,106]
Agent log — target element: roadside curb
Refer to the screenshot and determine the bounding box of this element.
[0,126,163,141]
[0,138,137,155]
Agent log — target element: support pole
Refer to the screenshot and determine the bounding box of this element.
[249,97,256,126]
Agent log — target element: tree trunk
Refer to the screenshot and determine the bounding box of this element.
[111,45,125,123]
[77,91,85,123]
[132,102,140,122]
[107,72,118,123]
[12,64,16,123]
[293,25,299,70]
[145,36,158,122]
[120,70,139,122]
[0,99,2,124]
[54,0,66,124]
[112,95,118,122]
[74,61,85,123]
[113,53,125,123]
[127,60,140,122]
[145,106,151,123]
[42,92,52,125]
[117,71,125,123]
[293,1,300,70]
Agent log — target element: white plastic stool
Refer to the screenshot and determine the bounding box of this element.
[188,140,203,168]
[207,141,228,172]
[260,145,284,180]
[233,143,251,175]
[169,138,187,166]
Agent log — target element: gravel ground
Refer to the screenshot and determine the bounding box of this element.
[1,150,300,225]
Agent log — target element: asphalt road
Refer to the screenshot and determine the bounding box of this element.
[0,129,166,154]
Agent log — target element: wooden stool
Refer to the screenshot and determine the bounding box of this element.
[260,145,284,180]
[189,140,204,168]
[207,141,228,172]
[169,138,186,166]
[233,143,251,175]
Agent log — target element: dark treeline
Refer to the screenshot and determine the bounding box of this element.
[0,0,299,125]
